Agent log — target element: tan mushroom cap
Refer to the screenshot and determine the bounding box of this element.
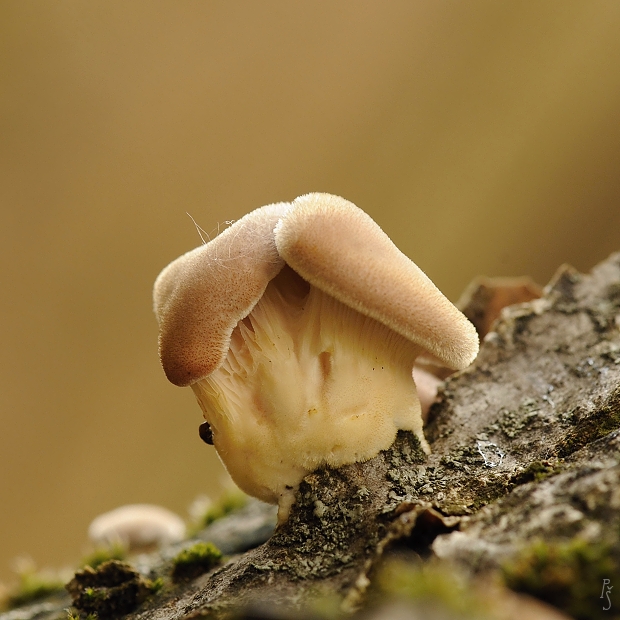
[274,193,479,370]
[154,202,291,386]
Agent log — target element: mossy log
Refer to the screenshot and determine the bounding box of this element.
[5,252,620,620]
[134,252,620,619]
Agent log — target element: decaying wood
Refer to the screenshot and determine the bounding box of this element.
[4,252,620,620]
[456,274,543,339]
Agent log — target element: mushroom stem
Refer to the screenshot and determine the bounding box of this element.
[191,266,426,519]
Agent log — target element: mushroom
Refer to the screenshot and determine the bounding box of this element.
[154,193,478,521]
[88,504,186,551]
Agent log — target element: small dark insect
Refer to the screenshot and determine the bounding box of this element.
[199,421,213,445]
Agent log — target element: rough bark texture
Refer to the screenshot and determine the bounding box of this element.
[4,252,620,620]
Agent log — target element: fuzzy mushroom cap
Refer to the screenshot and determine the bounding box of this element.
[154,202,291,386]
[275,193,479,370]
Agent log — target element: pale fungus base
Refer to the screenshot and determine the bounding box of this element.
[191,267,427,521]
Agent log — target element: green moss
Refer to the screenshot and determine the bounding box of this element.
[66,610,98,620]
[4,567,66,609]
[171,542,223,581]
[82,586,105,603]
[374,560,492,618]
[147,576,164,593]
[502,538,618,620]
[511,460,562,485]
[80,543,126,570]
[195,490,248,531]
[66,559,151,618]
[557,391,620,457]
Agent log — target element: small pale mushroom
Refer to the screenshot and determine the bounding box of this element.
[88,504,186,551]
[154,193,479,521]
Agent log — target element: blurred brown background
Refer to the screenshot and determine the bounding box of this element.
[1,1,620,583]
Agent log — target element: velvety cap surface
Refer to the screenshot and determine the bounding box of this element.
[154,202,290,385]
[274,193,479,369]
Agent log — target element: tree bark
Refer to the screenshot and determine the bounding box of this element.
[5,252,620,620]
